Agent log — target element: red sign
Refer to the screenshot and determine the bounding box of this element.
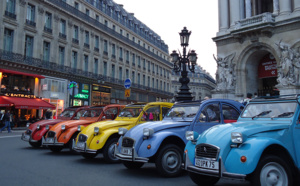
[258,54,277,79]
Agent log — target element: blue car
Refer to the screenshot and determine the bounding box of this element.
[184,95,300,186]
[115,99,243,177]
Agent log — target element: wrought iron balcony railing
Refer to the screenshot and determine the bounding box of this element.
[5,11,16,19]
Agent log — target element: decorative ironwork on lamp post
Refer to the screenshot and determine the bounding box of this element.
[171,27,197,101]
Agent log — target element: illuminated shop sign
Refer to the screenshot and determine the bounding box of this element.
[74,94,89,99]
[92,85,111,93]
[4,93,36,98]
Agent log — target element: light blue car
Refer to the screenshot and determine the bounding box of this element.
[114,99,243,177]
[184,95,300,186]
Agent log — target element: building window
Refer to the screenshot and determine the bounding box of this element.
[59,46,65,66]
[59,19,66,39]
[132,53,135,65]
[3,28,14,52]
[120,29,123,35]
[5,0,16,15]
[84,31,89,48]
[104,40,108,55]
[43,41,50,62]
[119,67,122,80]
[84,55,89,72]
[26,4,36,26]
[95,35,99,51]
[113,25,115,31]
[132,71,135,83]
[126,51,129,63]
[112,44,116,58]
[71,51,77,69]
[137,56,141,67]
[143,59,146,70]
[24,35,34,57]
[94,58,98,74]
[73,25,79,44]
[105,20,108,27]
[138,73,140,85]
[86,9,90,16]
[96,14,99,21]
[126,69,129,79]
[103,62,107,76]
[152,78,154,89]
[119,47,123,60]
[148,76,150,87]
[44,12,52,33]
[112,64,115,78]
[74,2,79,9]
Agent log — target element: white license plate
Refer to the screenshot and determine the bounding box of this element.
[77,142,85,149]
[46,138,54,143]
[23,135,30,140]
[121,148,132,155]
[195,158,219,170]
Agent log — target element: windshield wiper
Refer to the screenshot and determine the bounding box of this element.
[271,112,294,119]
[252,110,272,120]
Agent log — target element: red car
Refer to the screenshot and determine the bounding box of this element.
[21,106,87,147]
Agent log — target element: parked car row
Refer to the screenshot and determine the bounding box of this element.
[21,96,299,185]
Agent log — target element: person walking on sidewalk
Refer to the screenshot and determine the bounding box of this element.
[0,110,12,133]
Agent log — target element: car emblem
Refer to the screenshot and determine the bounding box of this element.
[204,147,207,153]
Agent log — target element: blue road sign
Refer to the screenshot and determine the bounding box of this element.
[124,78,131,89]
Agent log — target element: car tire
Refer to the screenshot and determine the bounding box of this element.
[250,155,293,186]
[155,144,183,177]
[122,161,144,169]
[68,133,78,153]
[29,140,42,148]
[81,152,97,159]
[103,138,120,163]
[49,146,63,153]
[189,172,220,186]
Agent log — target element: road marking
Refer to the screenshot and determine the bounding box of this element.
[0,135,21,139]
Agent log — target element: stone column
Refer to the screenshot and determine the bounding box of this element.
[245,0,252,18]
[230,0,242,27]
[273,0,279,15]
[279,0,292,15]
[294,0,300,12]
[218,0,229,31]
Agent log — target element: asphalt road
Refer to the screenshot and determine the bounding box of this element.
[0,130,251,186]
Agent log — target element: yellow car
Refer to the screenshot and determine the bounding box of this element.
[73,102,173,163]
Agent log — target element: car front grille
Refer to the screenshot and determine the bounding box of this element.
[47,131,56,138]
[195,144,220,160]
[78,134,88,142]
[26,129,32,135]
[122,137,134,148]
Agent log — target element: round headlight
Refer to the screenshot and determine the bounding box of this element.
[231,132,243,144]
[143,128,154,137]
[45,125,49,130]
[185,131,199,141]
[26,123,31,128]
[77,125,81,132]
[37,125,40,130]
[94,127,99,133]
[118,128,128,136]
[61,125,66,130]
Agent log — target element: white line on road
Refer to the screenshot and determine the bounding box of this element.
[0,135,21,139]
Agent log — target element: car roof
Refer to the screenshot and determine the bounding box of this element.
[250,94,300,102]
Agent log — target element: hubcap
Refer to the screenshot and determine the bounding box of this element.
[260,162,288,186]
[163,151,179,170]
[108,143,117,161]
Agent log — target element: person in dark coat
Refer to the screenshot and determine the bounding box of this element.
[0,110,12,133]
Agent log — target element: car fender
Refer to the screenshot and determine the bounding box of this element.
[58,127,78,144]
[184,140,197,164]
[224,137,286,175]
[138,131,185,158]
[32,128,48,141]
[89,129,119,150]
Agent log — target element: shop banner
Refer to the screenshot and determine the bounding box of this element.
[258,54,277,79]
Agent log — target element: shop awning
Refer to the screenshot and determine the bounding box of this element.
[0,96,55,109]
[0,69,45,79]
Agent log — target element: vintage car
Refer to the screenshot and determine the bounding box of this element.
[21,106,86,147]
[115,99,243,177]
[43,104,124,152]
[183,95,300,186]
[73,102,173,163]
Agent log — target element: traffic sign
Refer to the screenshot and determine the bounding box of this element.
[124,78,131,89]
[125,89,131,97]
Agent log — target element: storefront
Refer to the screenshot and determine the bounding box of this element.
[91,85,111,106]
[68,82,90,107]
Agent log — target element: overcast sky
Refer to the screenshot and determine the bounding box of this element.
[113,0,219,78]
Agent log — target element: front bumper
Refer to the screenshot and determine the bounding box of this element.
[72,140,97,154]
[21,133,39,143]
[183,150,246,180]
[114,145,149,163]
[42,137,64,146]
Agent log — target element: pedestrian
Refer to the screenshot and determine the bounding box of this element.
[45,109,52,119]
[204,96,210,100]
[240,93,252,106]
[0,110,12,133]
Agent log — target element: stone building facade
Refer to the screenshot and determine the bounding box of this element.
[0,0,173,112]
[213,0,300,100]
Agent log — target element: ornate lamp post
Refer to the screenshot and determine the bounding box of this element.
[171,27,198,101]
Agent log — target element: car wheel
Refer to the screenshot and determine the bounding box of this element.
[122,161,144,169]
[250,155,293,186]
[29,140,42,148]
[81,152,97,159]
[155,144,183,177]
[103,138,120,163]
[49,146,63,153]
[68,133,78,153]
[189,172,219,186]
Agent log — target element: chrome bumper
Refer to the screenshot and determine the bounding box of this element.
[114,145,149,163]
[21,133,39,143]
[42,137,64,146]
[72,140,97,154]
[183,151,246,180]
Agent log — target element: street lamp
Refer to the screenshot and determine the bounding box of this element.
[171,27,197,101]
[97,77,105,105]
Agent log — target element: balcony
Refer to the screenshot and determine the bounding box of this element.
[119,57,123,61]
[84,43,90,49]
[103,51,108,56]
[5,11,16,19]
[94,47,99,52]
[44,26,52,34]
[59,33,67,39]
[72,38,79,44]
[111,54,116,59]
[235,13,275,30]
[25,19,36,27]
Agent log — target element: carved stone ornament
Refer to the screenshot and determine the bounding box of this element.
[80,27,84,33]
[68,20,73,28]
[38,6,44,14]
[54,14,59,22]
[91,32,94,38]
[19,0,26,7]
[276,40,300,86]
[213,53,236,91]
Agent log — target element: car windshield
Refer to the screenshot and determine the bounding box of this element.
[118,107,142,118]
[58,109,76,119]
[241,102,297,119]
[165,105,200,121]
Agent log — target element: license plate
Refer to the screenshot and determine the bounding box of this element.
[46,138,54,143]
[77,142,85,149]
[121,148,132,155]
[195,158,219,170]
[23,134,30,141]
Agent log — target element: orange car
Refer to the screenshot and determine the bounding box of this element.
[43,104,124,152]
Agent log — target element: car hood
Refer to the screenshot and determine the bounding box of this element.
[28,119,64,131]
[49,119,96,133]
